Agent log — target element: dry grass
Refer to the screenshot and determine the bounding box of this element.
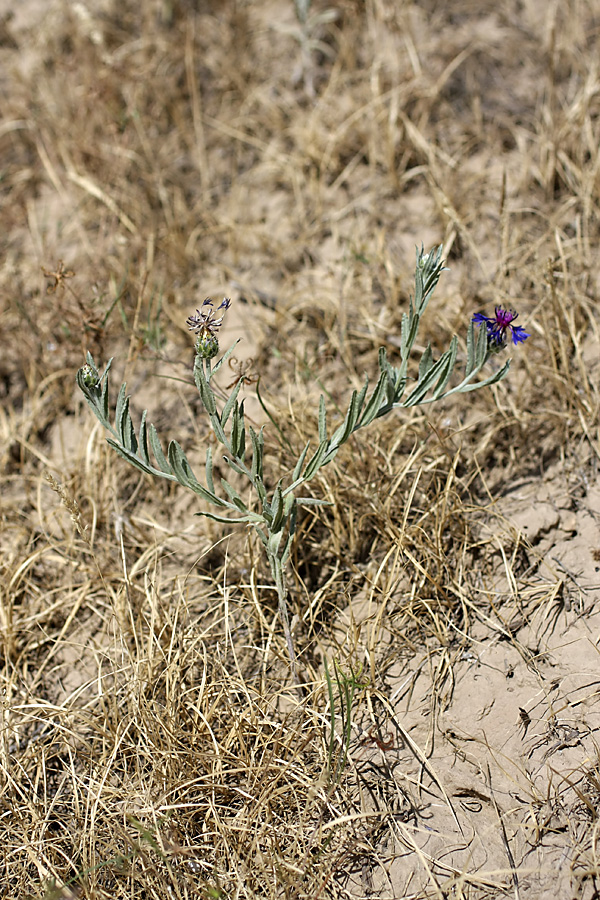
[1,0,600,897]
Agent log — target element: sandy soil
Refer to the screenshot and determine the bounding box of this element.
[1,0,599,898]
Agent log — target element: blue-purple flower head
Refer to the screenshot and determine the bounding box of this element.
[472,306,529,352]
[187,297,231,359]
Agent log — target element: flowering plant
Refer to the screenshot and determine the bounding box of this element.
[77,246,527,681]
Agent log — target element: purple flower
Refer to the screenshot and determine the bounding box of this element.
[187,297,231,360]
[472,307,529,350]
[186,297,231,335]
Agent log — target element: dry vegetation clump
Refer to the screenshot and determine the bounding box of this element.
[1,0,600,898]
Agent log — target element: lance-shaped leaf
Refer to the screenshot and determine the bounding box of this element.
[116,393,138,454]
[474,316,489,368]
[221,378,244,428]
[270,482,285,532]
[292,440,311,482]
[302,439,329,481]
[454,358,511,393]
[168,440,225,505]
[329,380,368,448]
[399,309,418,363]
[376,347,400,407]
[318,394,327,442]
[197,509,265,525]
[465,318,478,375]
[418,344,434,382]
[280,501,298,566]
[358,369,388,427]
[229,400,246,459]
[208,411,227,445]
[432,335,458,399]
[149,424,172,474]
[138,410,150,467]
[106,439,159,476]
[114,384,127,440]
[221,477,250,513]
[249,425,265,486]
[97,357,114,424]
[208,339,241,380]
[205,445,216,494]
[223,454,248,477]
[402,343,458,407]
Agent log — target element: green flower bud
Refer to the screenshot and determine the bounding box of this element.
[80,363,100,388]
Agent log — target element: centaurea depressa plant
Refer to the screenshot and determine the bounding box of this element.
[77,246,528,681]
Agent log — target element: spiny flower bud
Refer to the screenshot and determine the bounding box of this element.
[195,332,219,359]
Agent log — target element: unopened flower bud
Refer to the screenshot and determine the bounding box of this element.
[80,363,100,388]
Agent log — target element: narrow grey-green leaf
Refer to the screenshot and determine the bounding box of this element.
[318,394,327,443]
[459,359,511,392]
[209,412,227,444]
[359,371,388,427]
[114,384,127,438]
[392,374,407,404]
[321,444,339,467]
[355,377,369,418]
[100,358,113,421]
[106,439,157,476]
[196,509,261,525]
[466,319,477,374]
[230,401,246,459]
[249,425,264,481]
[432,335,458,399]
[205,445,216,494]
[210,339,241,378]
[149,424,171,474]
[255,526,270,549]
[403,348,456,407]
[221,378,243,428]
[270,483,285,532]
[475,318,489,368]
[292,440,311,481]
[138,410,150,466]
[418,344,433,381]
[330,390,358,447]
[330,381,366,447]
[220,478,248,513]
[254,476,267,505]
[169,441,225,504]
[121,399,138,454]
[399,310,411,361]
[223,454,247,477]
[302,439,329,481]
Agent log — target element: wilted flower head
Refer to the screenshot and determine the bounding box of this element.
[472,306,529,352]
[187,297,231,359]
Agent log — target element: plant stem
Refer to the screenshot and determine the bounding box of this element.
[267,550,299,685]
